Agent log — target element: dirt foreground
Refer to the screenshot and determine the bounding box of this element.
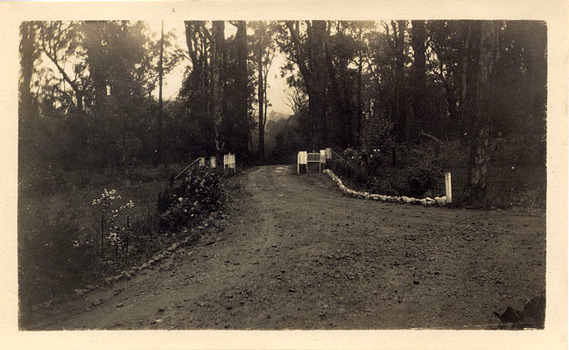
[24,165,545,330]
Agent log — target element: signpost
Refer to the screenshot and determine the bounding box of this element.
[298,149,330,174]
[224,153,236,173]
[306,152,321,173]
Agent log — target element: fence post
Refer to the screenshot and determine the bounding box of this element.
[319,149,326,172]
[445,171,453,204]
[297,151,307,174]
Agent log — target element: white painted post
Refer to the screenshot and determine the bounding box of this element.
[319,149,326,172]
[325,148,332,160]
[445,171,452,204]
[210,156,216,168]
[198,157,206,167]
[297,151,307,174]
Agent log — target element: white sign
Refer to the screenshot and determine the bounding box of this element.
[298,151,324,173]
[224,153,236,170]
[307,153,320,162]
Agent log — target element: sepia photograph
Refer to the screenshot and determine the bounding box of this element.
[1,0,567,349]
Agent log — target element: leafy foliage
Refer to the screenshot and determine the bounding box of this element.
[271,20,545,207]
[158,168,225,231]
[19,205,99,306]
[92,189,135,260]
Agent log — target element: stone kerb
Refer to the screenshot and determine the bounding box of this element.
[324,168,449,206]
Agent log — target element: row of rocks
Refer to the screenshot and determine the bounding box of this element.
[323,169,448,206]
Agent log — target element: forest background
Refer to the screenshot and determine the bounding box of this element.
[18,20,546,207]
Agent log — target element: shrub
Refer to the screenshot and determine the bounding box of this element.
[19,208,99,307]
[333,144,443,198]
[92,189,135,262]
[158,167,225,231]
[361,117,395,173]
[403,150,442,197]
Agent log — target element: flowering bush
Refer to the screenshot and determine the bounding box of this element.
[92,189,134,258]
[324,169,448,206]
[158,167,225,231]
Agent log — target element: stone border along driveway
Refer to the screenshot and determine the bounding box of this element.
[323,169,448,206]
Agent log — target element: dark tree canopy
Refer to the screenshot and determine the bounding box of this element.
[19,20,546,207]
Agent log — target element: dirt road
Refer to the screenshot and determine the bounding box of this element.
[26,165,545,330]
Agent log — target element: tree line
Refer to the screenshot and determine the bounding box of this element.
[19,20,546,206]
[271,20,545,204]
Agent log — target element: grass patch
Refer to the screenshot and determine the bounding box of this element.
[18,163,231,318]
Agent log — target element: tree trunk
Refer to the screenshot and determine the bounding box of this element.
[236,21,249,157]
[465,21,499,206]
[309,21,329,149]
[155,20,164,166]
[85,21,108,113]
[391,21,407,142]
[411,20,426,131]
[19,22,36,123]
[356,27,363,147]
[257,50,265,159]
[461,21,476,136]
[285,20,329,150]
[211,21,225,155]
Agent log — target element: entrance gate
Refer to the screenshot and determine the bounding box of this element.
[297,149,329,174]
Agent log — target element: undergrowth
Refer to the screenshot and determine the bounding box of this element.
[328,141,545,210]
[18,164,232,318]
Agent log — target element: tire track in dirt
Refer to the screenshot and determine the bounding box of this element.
[26,165,545,330]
